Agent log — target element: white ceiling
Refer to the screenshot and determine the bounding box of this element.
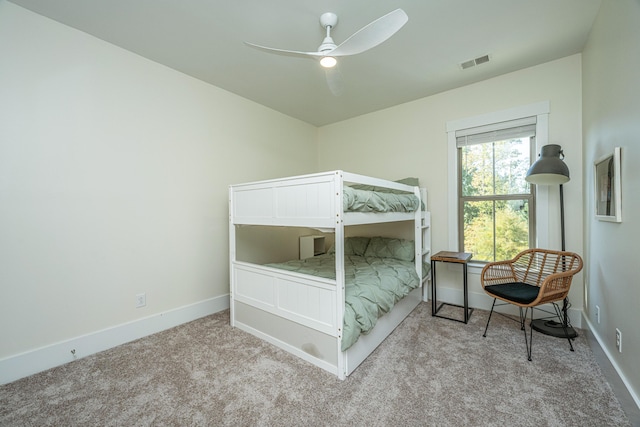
[9,0,602,126]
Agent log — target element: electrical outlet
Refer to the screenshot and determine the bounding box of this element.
[596,305,600,324]
[136,293,146,308]
[615,328,622,353]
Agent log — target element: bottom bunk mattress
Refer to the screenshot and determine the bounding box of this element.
[265,238,422,351]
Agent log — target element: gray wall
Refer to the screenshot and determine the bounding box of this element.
[582,0,640,405]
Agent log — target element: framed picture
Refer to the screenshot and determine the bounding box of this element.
[594,147,622,222]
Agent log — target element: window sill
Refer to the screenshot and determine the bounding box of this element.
[468,261,486,275]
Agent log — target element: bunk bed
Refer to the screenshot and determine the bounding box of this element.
[229,170,431,379]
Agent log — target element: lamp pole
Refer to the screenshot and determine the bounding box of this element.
[525,145,577,339]
[560,184,565,252]
[558,183,574,336]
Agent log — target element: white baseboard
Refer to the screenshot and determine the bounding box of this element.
[0,295,230,385]
[583,315,640,411]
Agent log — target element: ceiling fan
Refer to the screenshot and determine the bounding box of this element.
[245,9,408,96]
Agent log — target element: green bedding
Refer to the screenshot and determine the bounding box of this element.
[265,252,421,351]
[343,186,420,213]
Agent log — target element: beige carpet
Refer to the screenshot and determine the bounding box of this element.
[0,303,631,426]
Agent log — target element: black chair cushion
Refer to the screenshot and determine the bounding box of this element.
[484,282,540,304]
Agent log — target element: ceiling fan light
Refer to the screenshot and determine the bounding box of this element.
[320,56,337,68]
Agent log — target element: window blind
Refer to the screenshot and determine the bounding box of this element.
[456,116,536,148]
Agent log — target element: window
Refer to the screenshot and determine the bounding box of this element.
[457,121,535,262]
[447,102,550,265]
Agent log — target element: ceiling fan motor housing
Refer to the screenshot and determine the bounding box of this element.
[318,37,337,53]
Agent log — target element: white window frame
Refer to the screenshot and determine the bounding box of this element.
[446,101,550,269]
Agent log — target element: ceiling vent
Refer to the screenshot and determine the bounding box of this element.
[460,54,491,70]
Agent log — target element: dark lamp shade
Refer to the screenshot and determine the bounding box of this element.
[525,144,570,185]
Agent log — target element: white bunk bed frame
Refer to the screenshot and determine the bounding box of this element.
[229,170,430,379]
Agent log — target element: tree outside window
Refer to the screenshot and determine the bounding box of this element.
[459,137,534,262]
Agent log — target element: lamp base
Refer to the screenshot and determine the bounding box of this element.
[530,319,578,339]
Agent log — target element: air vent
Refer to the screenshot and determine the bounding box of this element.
[460,59,476,70]
[460,54,491,70]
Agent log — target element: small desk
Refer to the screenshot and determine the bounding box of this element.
[431,251,473,324]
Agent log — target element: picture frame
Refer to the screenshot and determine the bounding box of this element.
[594,147,622,222]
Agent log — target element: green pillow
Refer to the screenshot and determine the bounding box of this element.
[327,236,371,256]
[363,236,415,262]
[394,177,420,187]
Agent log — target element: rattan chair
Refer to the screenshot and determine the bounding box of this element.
[481,248,583,361]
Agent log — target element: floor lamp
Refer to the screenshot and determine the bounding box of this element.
[525,144,578,339]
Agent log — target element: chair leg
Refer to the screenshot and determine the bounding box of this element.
[518,307,526,330]
[524,307,533,361]
[483,298,497,338]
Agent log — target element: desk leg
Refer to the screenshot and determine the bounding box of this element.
[463,263,469,323]
[431,260,436,316]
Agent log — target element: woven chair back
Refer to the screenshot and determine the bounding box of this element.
[512,248,582,288]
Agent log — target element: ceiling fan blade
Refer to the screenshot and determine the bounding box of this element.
[244,41,323,58]
[325,65,344,96]
[329,9,408,57]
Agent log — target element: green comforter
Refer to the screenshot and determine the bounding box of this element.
[343,186,420,213]
[265,254,420,351]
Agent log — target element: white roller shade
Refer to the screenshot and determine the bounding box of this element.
[456,116,536,147]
